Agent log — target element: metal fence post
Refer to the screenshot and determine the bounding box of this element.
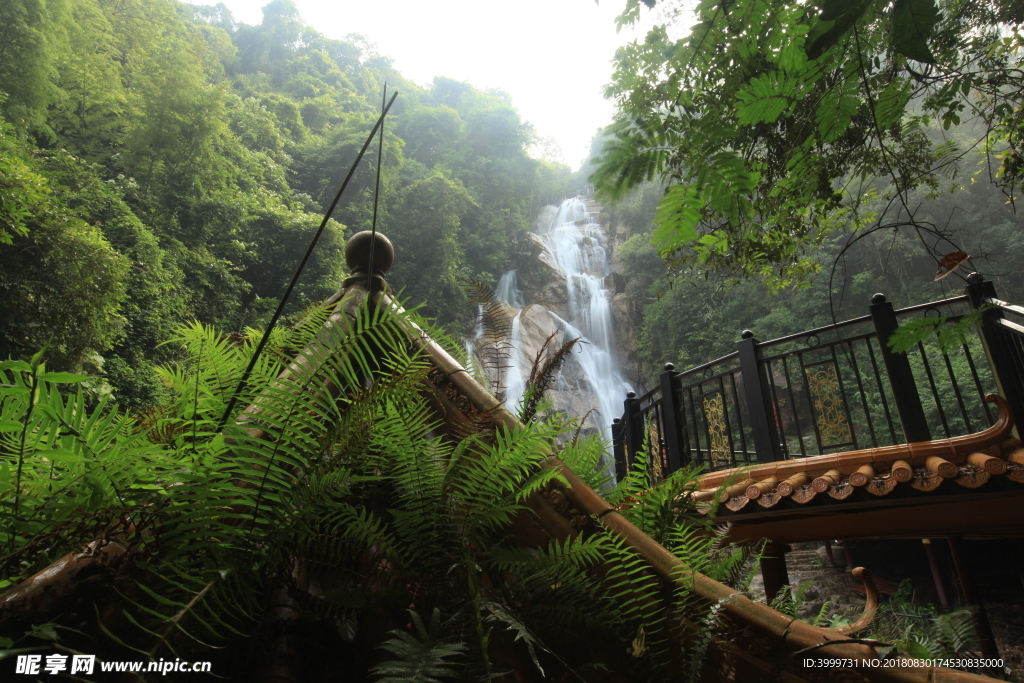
[965,273,1024,436]
[659,363,685,473]
[622,391,645,477]
[868,293,931,442]
[737,330,783,462]
[612,417,626,482]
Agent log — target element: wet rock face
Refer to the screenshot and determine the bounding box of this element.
[518,234,568,319]
[611,292,638,377]
[518,304,559,358]
[605,271,626,295]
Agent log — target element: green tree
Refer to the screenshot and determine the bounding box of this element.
[0,141,128,368]
[233,204,346,321]
[386,173,473,328]
[0,0,570,398]
[0,121,49,244]
[0,0,67,132]
[594,0,1024,289]
[45,0,126,164]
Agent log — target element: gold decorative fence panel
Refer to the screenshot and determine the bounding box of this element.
[803,360,854,449]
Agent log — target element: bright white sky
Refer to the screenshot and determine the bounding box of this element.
[201,0,654,169]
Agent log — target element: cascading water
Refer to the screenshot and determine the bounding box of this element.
[466,197,632,463]
[494,270,524,309]
[481,270,527,407]
[504,312,526,409]
[537,198,632,451]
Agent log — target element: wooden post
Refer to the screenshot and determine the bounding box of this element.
[823,540,835,567]
[869,293,931,442]
[760,542,790,603]
[947,535,1001,662]
[737,330,783,462]
[921,539,950,610]
[659,363,685,474]
[966,272,1024,437]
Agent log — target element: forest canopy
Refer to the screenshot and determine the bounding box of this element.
[593,0,1024,290]
[0,0,573,405]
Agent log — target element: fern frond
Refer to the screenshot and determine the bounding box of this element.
[520,334,582,423]
[557,432,615,492]
[371,608,466,683]
[459,280,512,389]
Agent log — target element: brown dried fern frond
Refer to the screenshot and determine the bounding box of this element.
[520,334,583,423]
[460,279,513,391]
[134,406,184,445]
[571,408,597,446]
[461,280,511,348]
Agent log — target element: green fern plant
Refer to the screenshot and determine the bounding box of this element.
[371,608,467,683]
[857,579,980,673]
[898,610,978,662]
[0,287,741,681]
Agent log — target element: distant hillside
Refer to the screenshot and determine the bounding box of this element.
[0,0,573,405]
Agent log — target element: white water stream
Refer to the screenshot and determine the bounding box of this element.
[494,270,524,309]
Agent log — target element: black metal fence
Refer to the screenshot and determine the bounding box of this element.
[612,276,1024,483]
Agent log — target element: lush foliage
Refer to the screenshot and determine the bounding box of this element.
[0,297,746,680]
[0,0,572,407]
[864,579,982,672]
[594,0,1024,289]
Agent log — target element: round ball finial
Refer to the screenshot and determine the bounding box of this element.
[613,418,620,424]
[346,231,394,275]
[664,362,674,372]
[741,329,754,340]
[871,293,886,304]
[626,391,636,399]
[967,271,983,284]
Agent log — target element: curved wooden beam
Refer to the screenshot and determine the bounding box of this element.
[0,531,131,617]
[836,567,879,636]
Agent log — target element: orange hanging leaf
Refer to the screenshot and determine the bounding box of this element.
[933,251,969,281]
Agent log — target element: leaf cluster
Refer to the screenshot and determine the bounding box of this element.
[594,0,1024,289]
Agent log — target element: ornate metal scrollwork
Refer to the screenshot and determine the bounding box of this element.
[804,362,852,447]
[702,392,731,468]
[646,420,664,482]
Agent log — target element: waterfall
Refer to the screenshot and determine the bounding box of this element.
[504,312,526,410]
[539,197,632,451]
[464,197,632,462]
[494,270,523,308]
[491,270,526,407]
